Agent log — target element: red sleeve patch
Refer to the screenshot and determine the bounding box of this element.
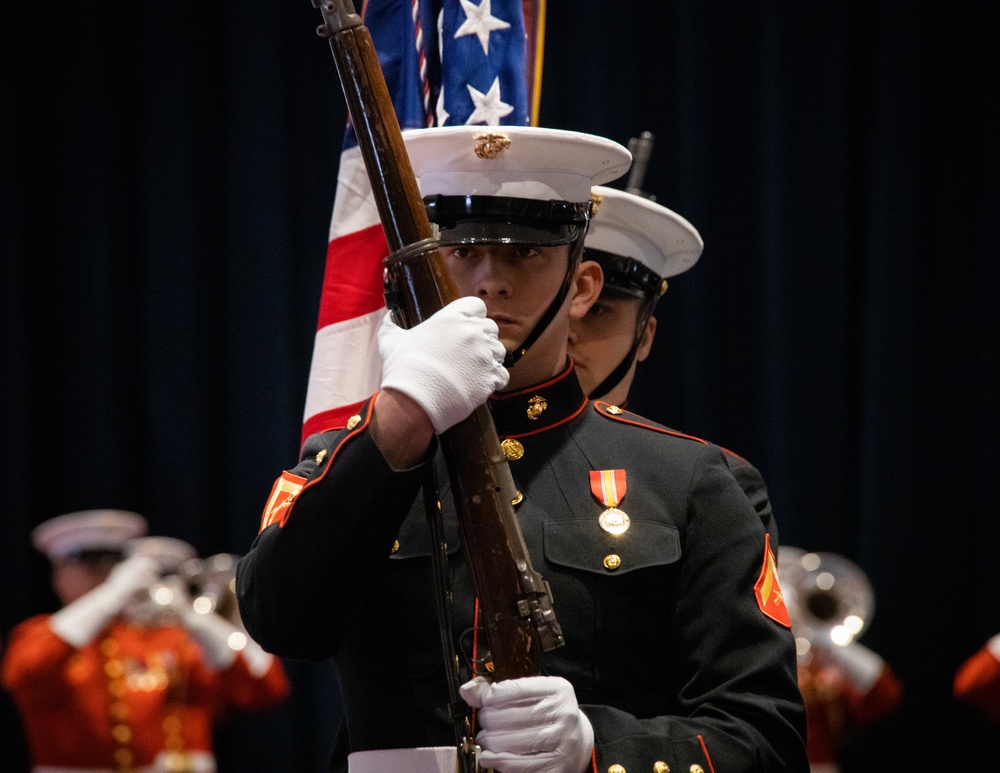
[755,534,792,627]
[259,471,307,532]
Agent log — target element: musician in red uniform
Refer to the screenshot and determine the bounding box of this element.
[796,638,903,773]
[954,633,1000,726]
[2,510,289,773]
[778,547,903,773]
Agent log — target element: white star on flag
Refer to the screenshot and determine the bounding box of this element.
[465,76,514,125]
[454,0,511,56]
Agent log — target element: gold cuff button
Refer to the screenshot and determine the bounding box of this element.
[390,539,400,554]
[690,766,705,773]
[608,765,626,773]
[654,763,670,773]
[603,554,622,570]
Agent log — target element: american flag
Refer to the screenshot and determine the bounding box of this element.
[301,0,545,445]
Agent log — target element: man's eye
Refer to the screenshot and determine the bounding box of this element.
[448,247,472,259]
[513,246,539,259]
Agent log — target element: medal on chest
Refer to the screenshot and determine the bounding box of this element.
[590,469,630,535]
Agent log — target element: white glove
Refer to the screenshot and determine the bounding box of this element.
[460,675,594,773]
[160,576,243,671]
[825,641,886,692]
[378,297,509,434]
[49,554,161,647]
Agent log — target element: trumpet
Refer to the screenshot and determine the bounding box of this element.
[777,547,874,663]
[178,553,243,627]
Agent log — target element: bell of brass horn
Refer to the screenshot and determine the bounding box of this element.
[777,547,874,663]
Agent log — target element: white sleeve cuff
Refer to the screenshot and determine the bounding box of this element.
[986,633,1000,661]
[829,641,885,692]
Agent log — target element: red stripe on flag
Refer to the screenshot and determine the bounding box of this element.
[317,224,390,329]
[302,398,370,441]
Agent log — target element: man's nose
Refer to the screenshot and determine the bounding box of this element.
[473,255,511,296]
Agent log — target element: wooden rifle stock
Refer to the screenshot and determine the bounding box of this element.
[312,0,563,680]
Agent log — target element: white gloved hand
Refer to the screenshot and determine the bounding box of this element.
[160,576,240,671]
[378,297,509,434]
[460,675,594,773]
[825,641,886,692]
[49,555,161,648]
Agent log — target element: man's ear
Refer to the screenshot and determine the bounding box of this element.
[569,260,603,320]
[636,315,658,362]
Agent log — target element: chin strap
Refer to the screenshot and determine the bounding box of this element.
[504,238,587,368]
[586,298,657,401]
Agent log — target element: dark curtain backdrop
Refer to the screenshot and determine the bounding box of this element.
[3,1,998,770]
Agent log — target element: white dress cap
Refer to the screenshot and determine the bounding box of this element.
[126,536,199,575]
[587,185,704,278]
[32,509,148,559]
[402,126,633,202]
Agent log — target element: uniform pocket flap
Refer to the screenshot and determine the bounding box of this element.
[543,518,681,575]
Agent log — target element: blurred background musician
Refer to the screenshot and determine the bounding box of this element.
[778,547,904,773]
[953,631,1000,726]
[1,510,289,773]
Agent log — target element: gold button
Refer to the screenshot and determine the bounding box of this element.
[104,659,124,678]
[390,539,400,554]
[690,766,705,773]
[501,438,524,460]
[606,405,624,414]
[346,414,362,430]
[608,765,626,773]
[654,763,670,773]
[603,554,622,570]
[315,448,327,464]
[111,723,132,743]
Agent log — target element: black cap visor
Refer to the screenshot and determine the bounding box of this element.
[426,194,591,247]
[586,248,666,299]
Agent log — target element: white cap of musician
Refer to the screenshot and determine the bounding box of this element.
[32,509,148,561]
[127,536,199,575]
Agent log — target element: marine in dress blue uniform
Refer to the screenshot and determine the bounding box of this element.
[572,184,778,544]
[237,126,808,773]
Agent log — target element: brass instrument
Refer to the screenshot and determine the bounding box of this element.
[179,553,243,627]
[777,547,874,664]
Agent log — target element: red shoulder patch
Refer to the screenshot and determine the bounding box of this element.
[259,471,307,532]
[755,534,791,627]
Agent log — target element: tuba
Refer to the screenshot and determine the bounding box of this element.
[777,547,875,663]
